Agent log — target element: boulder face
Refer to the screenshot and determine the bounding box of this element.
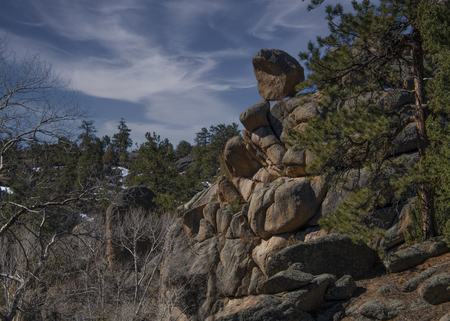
[247,177,327,238]
[266,234,380,279]
[224,136,261,178]
[253,49,305,101]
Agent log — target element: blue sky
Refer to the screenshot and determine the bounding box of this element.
[0,0,335,147]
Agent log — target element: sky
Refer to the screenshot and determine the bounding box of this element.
[0,0,336,147]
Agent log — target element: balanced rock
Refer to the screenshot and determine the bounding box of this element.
[253,49,305,101]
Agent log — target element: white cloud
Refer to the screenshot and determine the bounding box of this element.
[0,0,335,144]
[249,0,313,40]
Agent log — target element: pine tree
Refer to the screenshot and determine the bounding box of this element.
[190,123,240,183]
[112,118,132,165]
[289,0,450,241]
[77,120,104,187]
[128,132,184,210]
[175,140,192,158]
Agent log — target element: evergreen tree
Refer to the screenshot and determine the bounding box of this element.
[175,140,192,158]
[289,0,450,241]
[77,120,104,187]
[190,123,240,183]
[128,132,185,210]
[112,118,132,165]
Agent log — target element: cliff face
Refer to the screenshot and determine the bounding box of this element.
[171,49,450,321]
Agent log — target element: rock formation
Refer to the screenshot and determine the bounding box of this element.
[167,49,450,320]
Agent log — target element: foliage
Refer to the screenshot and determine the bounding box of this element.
[229,197,243,215]
[0,39,110,321]
[290,0,450,242]
[176,140,193,158]
[77,120,105,187]
[128,132,189,211]
[112,118,132,165]
[189,123,240,184]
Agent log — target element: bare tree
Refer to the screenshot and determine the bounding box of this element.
[0,37,88,237]
[0,38,108,320]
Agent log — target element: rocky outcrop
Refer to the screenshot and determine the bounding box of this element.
[402,265,438,292]
[171,48,450,321]
[253,49,305,101]
[217,175,244,205]
[216,238,255,297]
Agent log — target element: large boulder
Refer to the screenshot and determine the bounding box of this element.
[266,233,379,279]
[216,207,233,235]
[263,176,327,235]
[358,299,406,320]
[325,275,357,300]
[268,100,290,138]
[216,239,254,296]
[282,148,316,178]
[251,126,280,150]
[226,210,253,240]
[252,233,291,276]
[248,177,327,238]
[419,273,450,305]
[384,236,449,273]
[240,100,270,133]
[217,175,244,204]
[382,200,414,250]
[253,49,305,101]
[248,180,285,238]
[282,274,337,312]
[393,123,418,154]
[203,202,220,230]
[257,269,315,294]
[402,265,438,292]
[224,136,262,178]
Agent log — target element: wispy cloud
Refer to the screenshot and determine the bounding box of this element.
[249,0,313,40]
[0,0,333,144]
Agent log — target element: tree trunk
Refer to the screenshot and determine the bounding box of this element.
[411,25,438,240]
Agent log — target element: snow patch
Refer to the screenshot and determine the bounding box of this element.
[79,214,94,222]
[0,186,13,194]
